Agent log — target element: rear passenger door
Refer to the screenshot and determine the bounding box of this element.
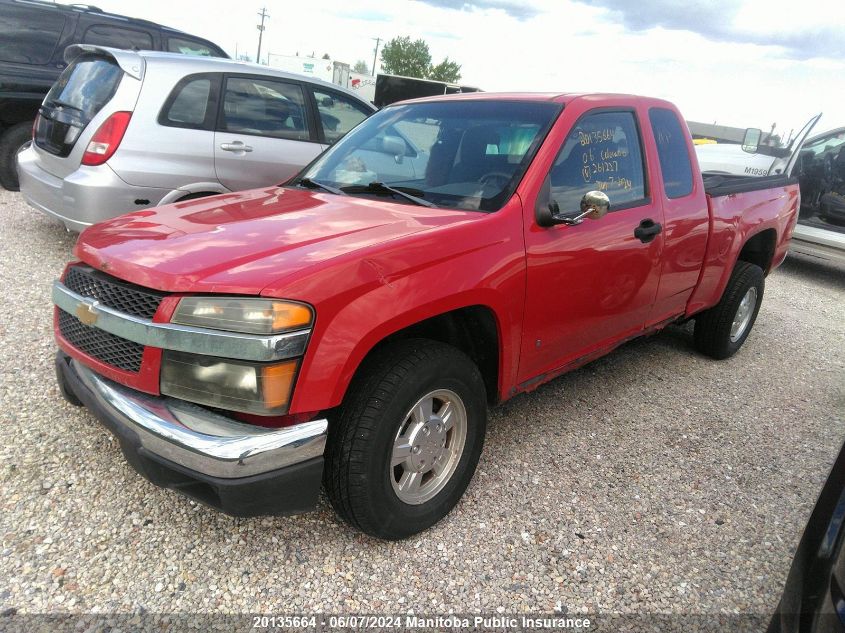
[213,75,324,191]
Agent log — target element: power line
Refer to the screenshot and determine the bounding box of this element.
[256,7,269,64]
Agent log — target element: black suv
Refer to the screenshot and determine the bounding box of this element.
[0,0,228,190]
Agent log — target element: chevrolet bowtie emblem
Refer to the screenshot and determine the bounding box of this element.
[75,300,100,326]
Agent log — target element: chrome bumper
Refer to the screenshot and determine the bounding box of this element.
[71,359,327,479]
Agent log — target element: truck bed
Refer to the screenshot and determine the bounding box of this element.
[702,172,798,198]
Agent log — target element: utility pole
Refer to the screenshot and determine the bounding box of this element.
[371,37,380,76]
[256,7,269,64]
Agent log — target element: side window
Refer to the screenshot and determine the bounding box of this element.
[312,90,371,143]
[167,37,222,57]
[649,108,694,198]
[0,6,66,64]
[0,3,65,64]
[549,111,646,213]
[221,77,310,141]
[83,25,154,51]
[160,76,214,129]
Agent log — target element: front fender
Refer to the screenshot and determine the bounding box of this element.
[281,204,527,414]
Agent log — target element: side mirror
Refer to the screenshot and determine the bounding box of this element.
[536,189,611,227]
[381,135,406,163]
[742,128,762,154]
[579,190,610,220]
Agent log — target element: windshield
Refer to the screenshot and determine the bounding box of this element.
[802,129,845,156]
[298,100,561,211]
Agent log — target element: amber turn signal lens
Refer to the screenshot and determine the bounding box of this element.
[261,360,298,410]
[271,302,313,332]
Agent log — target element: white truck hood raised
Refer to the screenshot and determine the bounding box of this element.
[696,113,822,178]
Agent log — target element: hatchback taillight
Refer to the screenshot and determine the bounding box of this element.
[81,111,132,166]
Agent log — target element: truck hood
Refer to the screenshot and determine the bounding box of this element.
[695,144,779,176]
[75,187,473,294]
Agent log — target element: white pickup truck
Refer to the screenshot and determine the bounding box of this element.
[696,116,845,265]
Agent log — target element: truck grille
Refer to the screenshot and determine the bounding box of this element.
[58,309,144,373]
[64,265,164,320]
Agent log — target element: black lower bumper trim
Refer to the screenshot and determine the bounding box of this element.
[56,351,323,517]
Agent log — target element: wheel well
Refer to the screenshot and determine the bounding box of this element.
[177,191,217,202]
[367,306,500,404]
[737,229,776,273]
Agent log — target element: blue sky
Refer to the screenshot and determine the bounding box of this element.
[75,0,845,134]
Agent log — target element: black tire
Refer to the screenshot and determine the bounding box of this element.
[0,122,33,191]
[324,339,487,540]
[694,261,765,359]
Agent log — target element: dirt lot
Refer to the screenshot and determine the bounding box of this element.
[1,188,843,619]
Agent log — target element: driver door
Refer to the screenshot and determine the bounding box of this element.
[518,107,664,383]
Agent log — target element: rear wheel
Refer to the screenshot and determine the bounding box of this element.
[324,339,487,539]
[694,261,765,359]
[0,122,33,191]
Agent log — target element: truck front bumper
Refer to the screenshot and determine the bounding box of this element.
[55,351,327,517]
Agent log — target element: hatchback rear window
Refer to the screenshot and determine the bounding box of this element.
[44,56,123,126]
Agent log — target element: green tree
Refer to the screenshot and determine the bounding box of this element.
[429,57,462,83]
[322,53,331,60]
[380,36,432,78]
[353,59,369,74]
[380,36,462,82]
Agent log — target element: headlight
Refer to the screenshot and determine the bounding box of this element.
[171,297,312,335]
[161,351,298,415]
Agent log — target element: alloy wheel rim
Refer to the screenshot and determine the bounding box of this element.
[390,389,467,505]
[730,286,758,342]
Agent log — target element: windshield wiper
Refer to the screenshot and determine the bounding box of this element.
[342,182,437,208]
[47,99,84,113]
[297,177,347,196]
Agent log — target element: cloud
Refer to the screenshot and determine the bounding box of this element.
[412,0,540,20]
[572,0,845,60]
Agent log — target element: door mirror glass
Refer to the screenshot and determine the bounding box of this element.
[580,190,610,220]
[742,128,762,154]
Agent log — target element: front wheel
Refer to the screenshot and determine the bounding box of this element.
[324,339,487,539]
[694,261,765,359]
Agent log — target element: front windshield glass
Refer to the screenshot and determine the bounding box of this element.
[298,100,561,211]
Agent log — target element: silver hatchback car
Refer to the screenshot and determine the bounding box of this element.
[18,45,376,231]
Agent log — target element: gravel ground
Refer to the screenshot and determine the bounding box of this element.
[0,188,843,619]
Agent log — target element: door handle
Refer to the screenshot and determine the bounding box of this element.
[634,218,662,243]
[220,141,253,153]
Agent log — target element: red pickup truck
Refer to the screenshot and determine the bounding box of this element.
[53,93,802,539]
